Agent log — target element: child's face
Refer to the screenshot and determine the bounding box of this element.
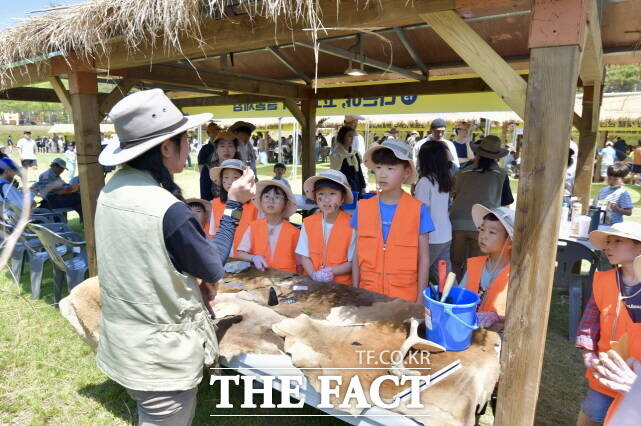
[216,138,236,161]
[478,219,511,255]
[373,163,410,191]
[190,205,207,225]
[221,168,242,191]
[603,236,641,265]
[315,187,343,214]
[274,167,285,178]
[606,175,623,188]
[261,188,286,215]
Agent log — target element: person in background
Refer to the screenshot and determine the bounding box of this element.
[614,136,628,155]
[564,140,579,204]
[6,135,13,154]
[415,140,454,278]
[449,135,513,278]
[344,114,367,177]
[597,163,633,224]
[272,162,290,188]
[185,198,211,232]
[201,131,241,201]
[413,118,460,173]
[0,158,34,210]
[599,141,617,182]
[631,140,641,185]
[198,122,221,199]
[35,158,82,217]
[64,142,78,179]
[230,121,257,174]
[256,132,268,165]
[452,122,475,166]
[330,126,366,195]
[17,131,37,172]
[406,130,420,146]
[316,131,328,162]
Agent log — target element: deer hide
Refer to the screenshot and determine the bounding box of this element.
[59,276,101,352]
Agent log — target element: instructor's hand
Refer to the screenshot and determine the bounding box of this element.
[228,168,256,204]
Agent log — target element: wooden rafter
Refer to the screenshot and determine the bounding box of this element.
[174,94,278,108]
[98,78,140,116]
[47,76,72,113]
[0,87,64,103]
[579,0,603,85]
[394,27,428,75]
[283,98,305,126]
[267,47,312,85]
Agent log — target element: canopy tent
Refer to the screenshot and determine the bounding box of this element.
[48,123,115,134]
[0,1,638,424]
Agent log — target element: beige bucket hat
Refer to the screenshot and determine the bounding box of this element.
[363,138,418,185]
[185,198,211,217]
[254,179,297,218]
[303,169,354,204]
[99,89,212,166]
[471,204,516,238]
[209,158,246,186]
[589,222,641,251]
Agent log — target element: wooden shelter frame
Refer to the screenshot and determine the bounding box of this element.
[1,0,638,424]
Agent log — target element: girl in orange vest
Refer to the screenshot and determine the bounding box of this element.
[351,139,434,303]
[297,169,356,284]
[575,223,641,425]
[185,198,210,233]
[208,159,258,256]
[459,204,515,329]
[235,180,300,273]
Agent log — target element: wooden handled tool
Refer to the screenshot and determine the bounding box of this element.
[438,260,447,292]
[440,272,457,302]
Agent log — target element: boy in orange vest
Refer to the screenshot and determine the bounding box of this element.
[209,159,258,255]
[297,169,355,284]
[575,222,641,425]
[235,180,300,273]
[185,198,211,232]
[350,139,434,303]
[459,204,514,329]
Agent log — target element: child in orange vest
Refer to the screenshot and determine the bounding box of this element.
[185,198,210,233]
[209,159,258,256]
[575,222,641,425]
[236,180,300,273]
[351,139,434,303]
[459,204,514,329]
[297,169,355,284]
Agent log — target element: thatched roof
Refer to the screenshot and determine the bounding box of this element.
[0,0,332,86]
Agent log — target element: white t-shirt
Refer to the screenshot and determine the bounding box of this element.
[413,136,460,167]
[17,138,36,160]
[237,223,282,261]
[414,176,452,244]
[273,177,291,189]
[352,134,366,157]
[295,219,356,261]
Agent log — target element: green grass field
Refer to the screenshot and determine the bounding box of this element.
[2,147,637,425]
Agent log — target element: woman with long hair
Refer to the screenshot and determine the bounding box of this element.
[199,131,241,200]
[415,140,454,278]
[330,125,366,195]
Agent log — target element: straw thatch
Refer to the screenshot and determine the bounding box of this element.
[0,0,370,87]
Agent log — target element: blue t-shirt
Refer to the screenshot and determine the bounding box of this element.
[349,197,435,243]
[598,186,633,224]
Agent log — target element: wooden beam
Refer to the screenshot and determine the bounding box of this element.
[267,47,312,85]
[421,9,528,118]
[495,45,582,426]
[120,65,309,99]
[300,99,317,183]
[174,94,279,108]
[394,27,428,75]
[313,76,499,100]
[95,0,450,70]
[283,98,305,126]
[573,84,600,212]
[573,112,583,130]
[47,76,72,114]
[0,87,63,103]
[68,71,104,276]
[99,78,139,116]
[295,41,424,81]
[579,0,603,85]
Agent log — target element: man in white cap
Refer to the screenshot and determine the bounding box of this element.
[95,89,255,425]
[413,118,460,172]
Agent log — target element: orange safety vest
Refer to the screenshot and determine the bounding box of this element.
[208,198,258,257]
[465,256,510,318]
[248,218,300,273]
[303,211,353,285]
[583,269,641,424]
[356,192,422,302]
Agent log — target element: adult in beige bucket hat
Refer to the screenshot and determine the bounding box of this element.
[94,88,255,425]
[363,138,418,185]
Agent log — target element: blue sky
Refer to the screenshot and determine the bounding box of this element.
[0,1,78,30]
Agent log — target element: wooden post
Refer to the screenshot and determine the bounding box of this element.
[495,45,581,425]
[300,99,317,183]
[68,70,104,276]
[573,84,601,212]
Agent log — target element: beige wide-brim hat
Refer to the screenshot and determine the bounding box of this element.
[589,222,641,251]
[253,179,297,218]
[303,169,354,204]
[471,135,509,160]
[99,88,212,166]
[471,204,516,239]
[185,198,211,217]
[363,138,418,185]
[210,158,246,186]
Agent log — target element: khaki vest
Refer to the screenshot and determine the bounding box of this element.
[95,167,218,391]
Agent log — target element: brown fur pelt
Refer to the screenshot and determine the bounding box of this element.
[59,276,101,352]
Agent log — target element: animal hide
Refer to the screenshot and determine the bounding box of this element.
[58,276,101,352]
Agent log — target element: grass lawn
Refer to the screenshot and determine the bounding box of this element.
[2,150,635,424]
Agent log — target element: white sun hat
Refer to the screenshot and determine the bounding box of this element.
[303,169,354,204]
[254,179,297,218]
[471,204,516,238]
[363,138,418,185]
[589,222,641,251]
[209,158,246,186]
[99,89,212,166]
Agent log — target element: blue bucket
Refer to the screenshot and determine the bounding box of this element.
[423,286,480,351]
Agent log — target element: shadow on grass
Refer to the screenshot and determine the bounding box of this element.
[78,380,136,424]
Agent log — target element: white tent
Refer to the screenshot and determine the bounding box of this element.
[48,123,116,134]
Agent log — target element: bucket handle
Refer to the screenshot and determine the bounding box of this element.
[443,305,479,330]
